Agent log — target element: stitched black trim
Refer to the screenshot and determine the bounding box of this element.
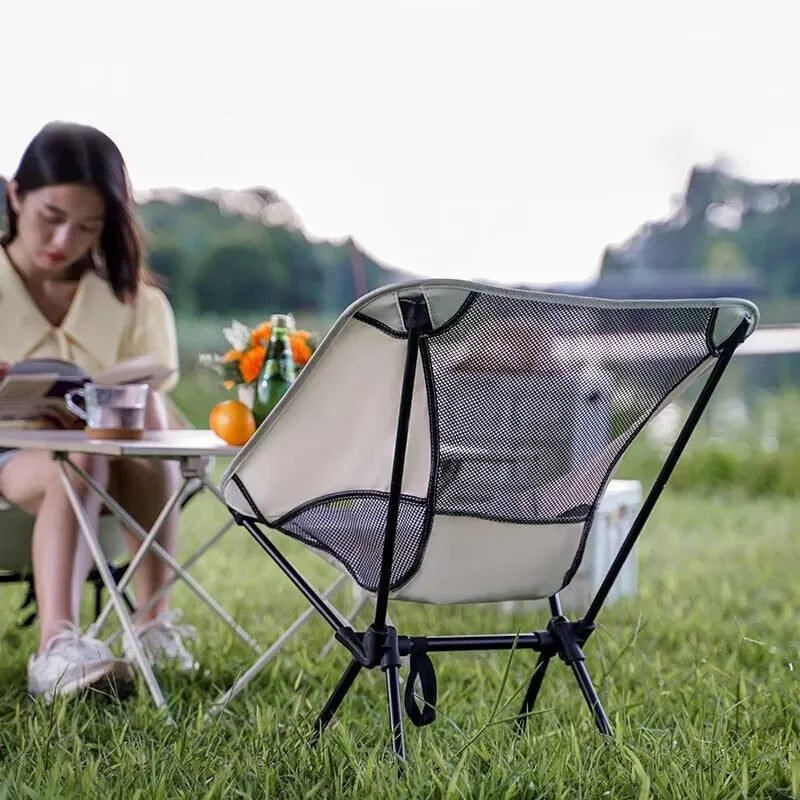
[558,509,597,592]
[428,291,478,337]
[560,348,715,588]
[231,474,269,525]
[705,308,722,356]
[420,336,440,522]
[353,311,407,339]
[269,488,421,527]
[436,509,590,526]
[354,292,476,340]
[706,307,754,356]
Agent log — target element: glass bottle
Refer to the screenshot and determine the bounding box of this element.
[252,314,297,426]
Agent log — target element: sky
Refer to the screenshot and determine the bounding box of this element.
[3,0,800,286]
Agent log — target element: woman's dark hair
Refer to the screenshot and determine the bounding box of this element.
[1,121,150,301]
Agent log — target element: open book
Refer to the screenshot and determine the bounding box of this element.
[0,355,174,424]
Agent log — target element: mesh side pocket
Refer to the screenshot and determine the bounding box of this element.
[277,493,429,591]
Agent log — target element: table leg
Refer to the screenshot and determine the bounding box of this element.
[57,462,168,711]
[207,573,348,718]
[66,459,261,652]
[88,477,187,636]
[104,519,234,648]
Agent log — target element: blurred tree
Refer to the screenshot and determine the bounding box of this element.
[1,178,403,315]
[271,228,324,310]
[599,165,800,299]
[194,241,288,314]
[148,240,191,309]
[704,238,751,277]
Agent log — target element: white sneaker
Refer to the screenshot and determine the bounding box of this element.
[123,610,198,673]
[27,624,133,703]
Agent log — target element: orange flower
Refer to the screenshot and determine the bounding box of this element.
[250,322,272,347]
[223,380,235,390]
[239,345,267,383]
[223,349,243,362]
[290,335,313,366]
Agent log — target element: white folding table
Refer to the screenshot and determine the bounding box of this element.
[0,428,259,709]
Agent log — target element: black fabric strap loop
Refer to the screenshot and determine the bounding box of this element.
[404,650,437,727]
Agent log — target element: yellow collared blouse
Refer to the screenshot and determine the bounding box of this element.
[0,247,178,392]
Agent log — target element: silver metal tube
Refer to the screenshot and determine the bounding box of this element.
[105,520,235,648]
[208,574,348,718]
[89,477,187,634]
[58,462,169,712]
[68,459,260,652]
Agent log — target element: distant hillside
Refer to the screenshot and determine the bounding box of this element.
[596,165,800,299]
[0,177,406,316]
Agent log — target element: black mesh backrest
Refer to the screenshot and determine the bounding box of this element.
[425,291,715,524]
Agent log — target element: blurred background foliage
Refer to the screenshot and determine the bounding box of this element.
[0,178,406,319]
[596,163,800,314]
[138,188,406,318]
[2,167,800,499]
[4,164,800,322]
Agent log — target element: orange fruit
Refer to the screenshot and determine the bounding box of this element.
[209,400,256,446]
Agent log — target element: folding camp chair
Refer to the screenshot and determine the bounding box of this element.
[219,279,757,759]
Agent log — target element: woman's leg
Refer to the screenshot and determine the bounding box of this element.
[109,391,181,623]
[0,450,110,652]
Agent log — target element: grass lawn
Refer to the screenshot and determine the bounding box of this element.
[0,487,797,799]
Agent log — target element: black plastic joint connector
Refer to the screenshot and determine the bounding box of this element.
[379,627,402,672]
[399,295,432,334]
[548,616,586,664]
[361,626,379,665]
[573,619,596,646]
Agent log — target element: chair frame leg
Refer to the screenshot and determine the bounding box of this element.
[571,659,613,736]
[516,652,551,732]
[385,663,406,760]
[581,320,747,627]
[313,657,362,738]
[208,574,348,719]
